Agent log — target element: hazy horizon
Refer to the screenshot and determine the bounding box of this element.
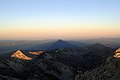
[0,0,120,40]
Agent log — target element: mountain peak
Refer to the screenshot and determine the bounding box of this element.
[90,43,106,48]
[11,50,32,60]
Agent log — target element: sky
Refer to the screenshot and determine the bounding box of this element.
[0,0,120,40]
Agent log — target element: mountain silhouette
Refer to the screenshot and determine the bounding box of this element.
[47,39,77,50]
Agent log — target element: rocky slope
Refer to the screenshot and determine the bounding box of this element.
[45,43,113,71]
[75,48,120,80]
[0,51,74,80]
[0,43,116,80]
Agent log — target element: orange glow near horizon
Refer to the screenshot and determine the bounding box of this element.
[0,22,120,40]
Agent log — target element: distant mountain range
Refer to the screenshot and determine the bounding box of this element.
[0,38,120,59]
[0,39,119,80]
[82,38,120,48]
[0,39,84,59]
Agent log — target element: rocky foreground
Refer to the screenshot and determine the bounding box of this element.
[0,44,120,80]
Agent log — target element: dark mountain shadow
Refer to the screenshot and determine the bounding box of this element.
[47,39,78,50]
[27,39,79,51]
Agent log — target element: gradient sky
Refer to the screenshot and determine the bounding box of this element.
[0,0,120,40]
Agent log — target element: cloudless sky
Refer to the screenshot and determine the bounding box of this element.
[0,0,120,40]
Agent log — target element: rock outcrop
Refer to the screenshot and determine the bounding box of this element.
[113,48,120,58]
[29,51,44,55]
[11,50,32,60]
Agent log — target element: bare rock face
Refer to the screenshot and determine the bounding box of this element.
[29,51,44,55]
[115,48,120,53]
[113,48,120,58]
[11,50,32,60]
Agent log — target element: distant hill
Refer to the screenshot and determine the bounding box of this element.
[81,38,120,48]
[0,40,55,54]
